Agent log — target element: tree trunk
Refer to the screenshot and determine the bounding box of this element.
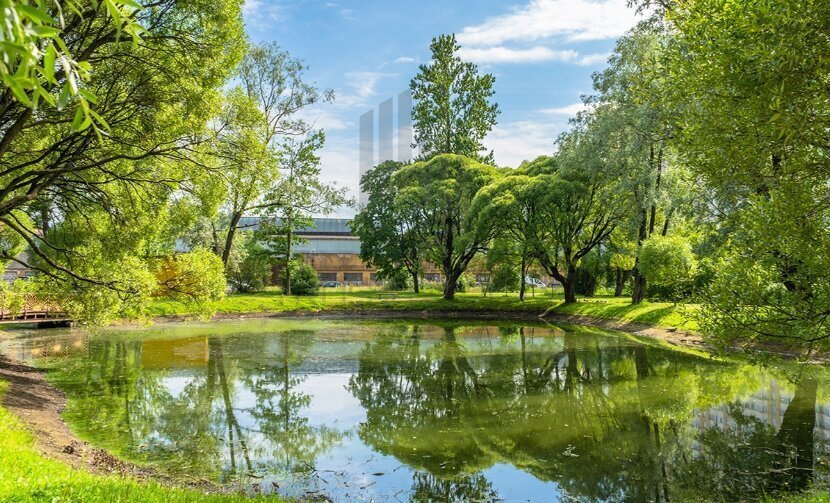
[412,270,420,293]
[221,211,242,266]
[285,214,293,295]
[443,271,458,300]
[614,269,630,297]
[519,255,527,302]
[563,264,577,304]
[632,263,647,304]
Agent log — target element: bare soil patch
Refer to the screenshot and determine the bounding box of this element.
[0,354,219,492]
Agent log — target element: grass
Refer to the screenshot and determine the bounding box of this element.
[148,287,699,332]
[0,381,280,502]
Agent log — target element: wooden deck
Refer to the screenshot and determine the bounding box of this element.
[0,294,72,328]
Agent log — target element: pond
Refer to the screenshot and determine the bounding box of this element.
[2,318,829,502]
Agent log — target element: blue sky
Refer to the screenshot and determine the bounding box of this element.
[242,0,645,215]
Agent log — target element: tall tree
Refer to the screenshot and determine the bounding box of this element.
[470,175,541,301]
[656,0,830,352]
[257,131,349,295]
[591,25,677,304]
[394,154,499,300]
[525,146,625,304]
[410,34,499,162]
[352,160,423,292]
[214,42,334,266]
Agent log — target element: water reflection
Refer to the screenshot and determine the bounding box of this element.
[2,319,828,501]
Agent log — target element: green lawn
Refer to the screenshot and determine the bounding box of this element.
[149,287,699,332]
[0,381,279,503]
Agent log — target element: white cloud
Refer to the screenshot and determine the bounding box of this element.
[457,0,639,47]
[393,56,418,64]
[487,119,569,167]
[577,52,610,66]
[346,72,392,98]
[243,0,283,24]
[458,46,578,64]
[455,0,641,65]
[541,102,587,116]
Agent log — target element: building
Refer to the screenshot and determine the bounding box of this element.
[238,217,379,285]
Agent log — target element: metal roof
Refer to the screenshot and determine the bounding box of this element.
[238,217,352,236]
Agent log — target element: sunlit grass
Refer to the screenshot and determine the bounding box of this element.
[0,381,281,502]
[148,288,698,332]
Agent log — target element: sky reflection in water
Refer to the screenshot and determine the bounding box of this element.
[2,319,829,502]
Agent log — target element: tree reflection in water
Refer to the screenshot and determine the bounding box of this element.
[26,320,830,501]
[347,322,828,501]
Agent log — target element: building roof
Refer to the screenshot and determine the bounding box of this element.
[237,217,353,236]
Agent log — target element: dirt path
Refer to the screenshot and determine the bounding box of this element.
[0,355,218,491]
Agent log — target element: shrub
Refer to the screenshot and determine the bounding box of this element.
[290,263,319,296]
[489,265,519,292]
[639,235,697,298]
[382,268,412,291]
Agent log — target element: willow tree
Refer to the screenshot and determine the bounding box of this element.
[0,0,245,320]
[524,117,627,304]
[394,154,499,300]
[654,0,830,353]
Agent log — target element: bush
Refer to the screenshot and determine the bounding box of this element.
[455,272,476,293]
[489,265,519,292]
[0,280,25,318]
[226,235,272,293]
[382,268,412,291]
[290,263,319,296]
[639,235,698,298]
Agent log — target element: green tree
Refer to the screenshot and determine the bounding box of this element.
[655,0,830,352]
[0,0,245,322]
[638,234,697,298]
[257,131,349,294]
[394,154,500,300]
[470,175,542,301]
[410,34,499,162]
[523,154,624,304]
[352,160,423,292]
[213,43,334,267]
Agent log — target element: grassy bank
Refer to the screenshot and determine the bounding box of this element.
[0,380,278,502]
[149,288,699,331]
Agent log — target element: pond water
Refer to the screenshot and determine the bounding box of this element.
[2,318,830,502]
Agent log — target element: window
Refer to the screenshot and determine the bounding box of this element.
[344,273,363,283]
[370,273,378,281]
[424,273,440,282]
[318,272,337,282]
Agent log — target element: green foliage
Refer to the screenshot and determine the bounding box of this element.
[394,154,500,299]
[488,265,520,293]
[0,0,146,132]
[226,236,272,294]
[638,235,697,290]
[410,34,499,162]
[156,250,227,312]
[653,0,830,351]
[352,160,422,291]
[383,268,413,291]
[0,0,246,322]
[0,280,25,317]
[287,262,319,296]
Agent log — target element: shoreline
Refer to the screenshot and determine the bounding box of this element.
[0,354,225,494]
[149,307,707,346]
